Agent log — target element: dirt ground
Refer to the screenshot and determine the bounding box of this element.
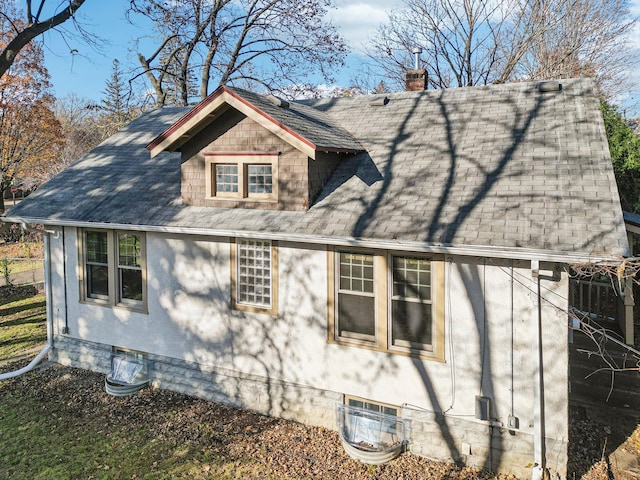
[567,401,640,480]
[1,361,639,479]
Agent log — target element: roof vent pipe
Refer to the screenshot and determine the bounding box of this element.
[412,47,423,70]
[266,95,290,109]
[537,81,562,93]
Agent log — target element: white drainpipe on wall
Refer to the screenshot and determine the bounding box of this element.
[531,260,545,480]
[0,229,54,381]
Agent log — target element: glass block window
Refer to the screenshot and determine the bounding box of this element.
[215,164,238,194]
[237,239,272,307]
[391,256,433,348]
[337,252,375,340]
[247,164,273,195]
[86,231,108,298]
[118,233,143,301]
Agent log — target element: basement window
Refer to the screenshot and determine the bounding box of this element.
[336,396,408,464]
[105,348,150,396]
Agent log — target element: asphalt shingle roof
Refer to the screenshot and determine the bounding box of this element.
[225,87,363,152]
[3,78,629,260]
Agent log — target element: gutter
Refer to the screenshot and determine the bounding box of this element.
[0,215,627,265]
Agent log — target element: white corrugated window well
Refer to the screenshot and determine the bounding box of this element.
[105,349,150,396]
[336,402,409,465]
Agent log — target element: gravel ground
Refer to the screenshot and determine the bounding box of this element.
[1,362,638,479]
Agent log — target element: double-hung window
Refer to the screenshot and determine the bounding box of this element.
[85,231,109,299]
[231,238,278,315]
[391,256,433,351]
[337,252,375,341]
[206,153,278,202]
[80,229,146,311]
[117,233,144,303]
[329,249,444,360]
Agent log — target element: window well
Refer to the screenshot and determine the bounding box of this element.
[105,349,150,396]
[336,401,409,465]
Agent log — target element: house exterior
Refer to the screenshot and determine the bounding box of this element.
[2,78,629,479]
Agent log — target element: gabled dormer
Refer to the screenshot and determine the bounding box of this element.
[147,86,364,211]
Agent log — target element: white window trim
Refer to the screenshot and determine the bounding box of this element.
[205,152,279,202]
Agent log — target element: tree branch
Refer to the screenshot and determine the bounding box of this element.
[0,0,88,78]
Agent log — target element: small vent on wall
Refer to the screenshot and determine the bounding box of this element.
[266,95,290,109]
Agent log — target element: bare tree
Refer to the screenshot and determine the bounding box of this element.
[367,0,637,95]
[0,0,89,79]
[49,94,104,181]
[129,0,348,106]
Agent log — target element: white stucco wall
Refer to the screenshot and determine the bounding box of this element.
[47,227,569,477]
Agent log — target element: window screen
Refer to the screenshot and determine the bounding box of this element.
[118,233,143,301]
[338,252,375,339]
[86,231,109,298]
[391,256,433,348]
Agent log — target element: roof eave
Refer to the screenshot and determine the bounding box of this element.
[3,214,626,265]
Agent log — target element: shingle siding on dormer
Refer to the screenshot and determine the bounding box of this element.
[180,114,312,211]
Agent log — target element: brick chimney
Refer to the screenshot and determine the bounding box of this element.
[405,69,427,91]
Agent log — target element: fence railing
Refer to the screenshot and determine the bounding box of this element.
[0,257,44,287]
[569,276,623,324]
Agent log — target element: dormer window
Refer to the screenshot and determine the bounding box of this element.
[214,164,239,195]
[205,153,278,202]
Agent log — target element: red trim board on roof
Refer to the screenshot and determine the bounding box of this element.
[146,86,320,157]
[223,88,317,151]
[146,87,226,152]
[204,152,280,156]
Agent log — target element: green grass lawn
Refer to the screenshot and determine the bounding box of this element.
[0,286,254,480]
[7,258,43,275]
[0,286,46,360]
[0,290,446,480]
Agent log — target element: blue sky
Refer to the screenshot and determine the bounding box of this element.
[40,0,640,116]
[41,0,389,102]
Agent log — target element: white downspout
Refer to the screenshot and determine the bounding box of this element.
[0,344,51,380]
[0,230,54,381]
[531,260,546,480]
